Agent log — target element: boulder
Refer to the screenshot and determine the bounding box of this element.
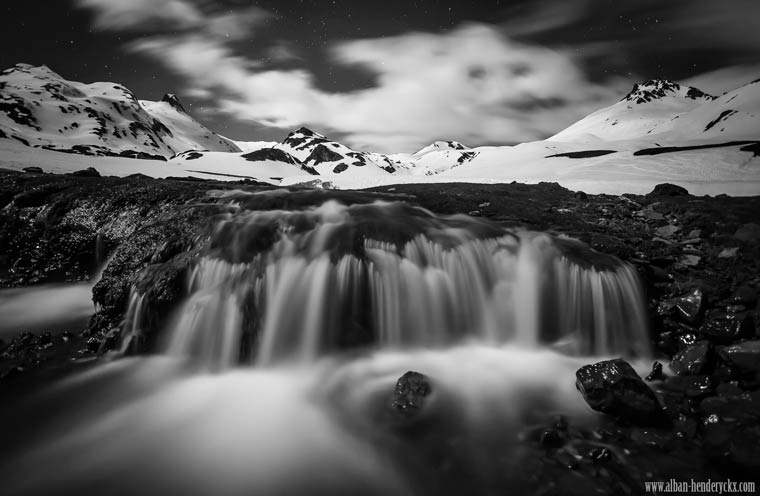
[648,183,689,196]
[668,341,712,375]
[391,371,431,418]
[22,166,44,173]
[575,359,663,425]
[70,167,101,178]
[717,340,760,373]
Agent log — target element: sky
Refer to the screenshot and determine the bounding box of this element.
[2,0,759,152]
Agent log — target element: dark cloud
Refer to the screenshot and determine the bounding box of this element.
[2,0,758,149]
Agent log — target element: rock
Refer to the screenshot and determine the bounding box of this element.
[574,191,588,200]
[70,167,101,178]
[391,371,431,417]
[672,288,706,325]
[575,359,663,425]
[648,183,689,196]
[654,225,680,238]
[662,375,716,397]
[635,209,664,221]
[734,223,760,243]
[669,341,712,375]
[700,313,755,343]
[478,201,491,208]
[717,340,760,373]
[540,429,565,449]
[731,286,757,306]
[680,254,701,267]
[718,247,739,259]
[468,210,481,216]
[22,166,44,173]
[687,229,702,238]
[645,361,664,381]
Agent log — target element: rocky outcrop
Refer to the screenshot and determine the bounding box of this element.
[576,359,664,425]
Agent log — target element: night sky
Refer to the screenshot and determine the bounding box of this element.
[2,0,759,151]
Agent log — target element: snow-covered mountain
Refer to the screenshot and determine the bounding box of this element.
[550,78,758,142]
[1,65,758,195]
[0,64,239,159]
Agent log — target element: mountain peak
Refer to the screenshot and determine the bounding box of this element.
[161,93,186,113]
[294,126,319,136]
[624,79,714,104]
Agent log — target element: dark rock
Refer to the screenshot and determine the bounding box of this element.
[648,183,689,197]
[730,286,757,306]
[22,166,44,174]
[575,359,663,425]
[391,371,431,417]
[70,167,101,178]
[332,163,348,174]
[540,429,565,449]
[662,375,716,398]
[241,147,302,165]
[573,191,588,200]
[729,286,757,307]
[734,223,760,243]
[717,340,760,373]
[669,341,712,375]
[305,144,344,165]
[161,93,186,113]
[673,288,706,325]
[645,361,664,381]
[700,313,755,343]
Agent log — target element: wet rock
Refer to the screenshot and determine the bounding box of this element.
[734,223,760,243]
[700,313,755,343]
[575,359,663,425]
[391,371,431,417]
[69,167,101,178]
[717,340,760,373]
[662,375,716,398]
[669,341,712,375]
[645,361,664,381]
[22,166,44,173]
[672,288,706,325]
[648,183,689,196]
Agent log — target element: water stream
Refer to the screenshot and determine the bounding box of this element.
[0,196,652,495]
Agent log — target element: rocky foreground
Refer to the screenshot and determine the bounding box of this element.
[1,167,759,493]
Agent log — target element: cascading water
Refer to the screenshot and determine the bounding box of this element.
[0,193,654,496]
[152,198,649,369]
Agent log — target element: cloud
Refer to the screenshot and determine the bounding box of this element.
[77,0,202,31]
[77,0,270,38]
[130,23,627,152]
[684,64,760,95]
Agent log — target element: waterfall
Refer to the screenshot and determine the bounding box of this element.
[151,199,649,369]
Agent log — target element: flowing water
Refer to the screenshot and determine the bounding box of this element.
[0,195,652,495]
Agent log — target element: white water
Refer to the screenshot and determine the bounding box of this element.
[123,200,651,369]
[0,198,653,495]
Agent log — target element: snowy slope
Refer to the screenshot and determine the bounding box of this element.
[549,79,715,142]
[0,64,239,159]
